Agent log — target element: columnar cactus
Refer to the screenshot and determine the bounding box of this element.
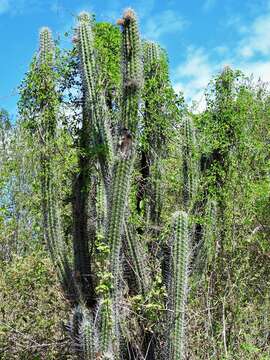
[108,9,142,277]
[38,28,76,300]
[35,8,193,360]
[77,12,113,190]
[39,28,55,253]
[106,9,143,352]
[39,27,54,65]
[98,299,112,353]
[168,211,189,360]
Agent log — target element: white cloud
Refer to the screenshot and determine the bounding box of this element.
[143,10,187,40]
[174,46,270,112]
[174,3,270,111]
[225,14,247,33]
[0,0,9,14]
[238,12,270,58]
[176,48,212,86]
[241,60,270,83]
[174,81,206,113]
[173,47,216,111]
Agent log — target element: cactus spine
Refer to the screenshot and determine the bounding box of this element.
[168,211,189,360]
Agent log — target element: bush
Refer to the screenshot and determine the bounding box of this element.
[0,251,71,359]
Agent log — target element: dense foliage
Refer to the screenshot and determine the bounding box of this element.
[0,8,269,360]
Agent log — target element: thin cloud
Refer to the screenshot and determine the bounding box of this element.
[173,47,215,112]
[174,47,213,99]
[238,12,270,58]
[174,1,270,111]
[143,10,188,40]
[241,60,270,83]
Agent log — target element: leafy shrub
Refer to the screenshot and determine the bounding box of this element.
[0,251,71,359]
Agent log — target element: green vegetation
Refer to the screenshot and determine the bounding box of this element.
[0,7,270,360]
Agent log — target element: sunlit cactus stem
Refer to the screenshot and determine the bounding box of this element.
[38,27,58,258]
[168,211,189,360]
[143,40,160,64]
[75,11,112,306]
[39,27,54,65]
[38,26,76,302]
[105,7,143,353]
[109,6,142,287]
[118,8,143,133]
[77,12,113,190]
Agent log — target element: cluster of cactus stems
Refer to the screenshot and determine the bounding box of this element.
[37,9,192,360]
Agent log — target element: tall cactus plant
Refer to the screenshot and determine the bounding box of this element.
[38,27,76,301]
[108,7,142,286]
[32,8,193,360]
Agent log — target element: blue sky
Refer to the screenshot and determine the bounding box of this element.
[1,0,270,115]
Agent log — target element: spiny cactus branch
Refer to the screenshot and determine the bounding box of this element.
[168,211,189,360]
